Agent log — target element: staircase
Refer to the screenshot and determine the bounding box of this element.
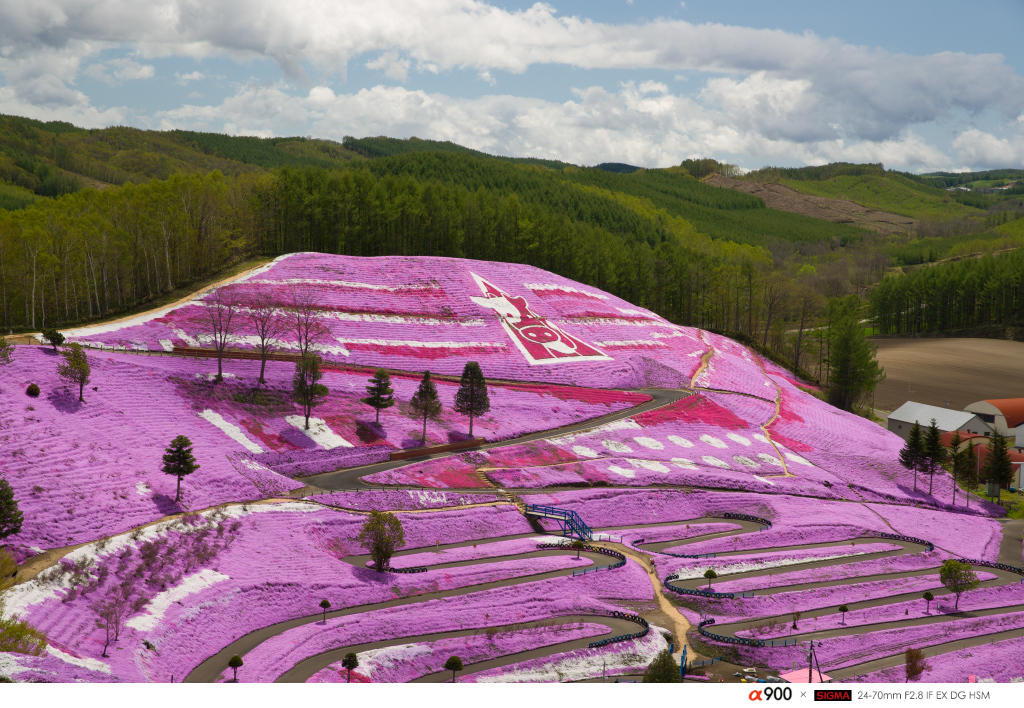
[523,504,593,541]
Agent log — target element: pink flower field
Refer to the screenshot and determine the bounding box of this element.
[4,252,1022,685]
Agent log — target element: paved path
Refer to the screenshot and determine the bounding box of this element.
[649,516,1024,681]
[301,388,689,491]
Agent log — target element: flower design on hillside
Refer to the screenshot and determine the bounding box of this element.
[469,273,612,365]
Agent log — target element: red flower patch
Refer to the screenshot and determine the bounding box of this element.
[634,394,749,430]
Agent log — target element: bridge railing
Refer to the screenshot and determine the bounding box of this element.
[524,503,593,540]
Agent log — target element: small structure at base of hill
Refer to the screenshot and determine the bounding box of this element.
[888,402,989,441]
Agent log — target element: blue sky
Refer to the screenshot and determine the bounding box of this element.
[1,1,1022,171]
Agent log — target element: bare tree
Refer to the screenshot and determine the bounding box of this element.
[289,287,329,360]
[761,274,789,349]
[91,592,129,658]
[790,285,822,372]
[243,288,288,385]
[201,288,239,382]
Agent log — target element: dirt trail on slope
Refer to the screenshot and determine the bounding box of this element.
[705,174,917,236]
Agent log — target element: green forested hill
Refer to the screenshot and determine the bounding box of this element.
[3,113,1024,358]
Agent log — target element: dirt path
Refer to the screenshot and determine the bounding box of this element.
[302,388,690,491]
[704,174,917,236]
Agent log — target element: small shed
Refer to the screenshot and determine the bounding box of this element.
[887,402,989,441]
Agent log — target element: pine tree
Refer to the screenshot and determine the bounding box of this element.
[947,431,963,507]
[642,648,681,683]
[56,342,91,402]
[361,368,395,425]
[443,655,463,683]
[41,328,64,351]
[341,653,359,683]
[453,361,490,437]
[0,478,24,541]
[228,655,243,682]
[826,296,885,412]
[162,435,200,502]
[963,441,979,509]
[983,433,1014,501]
[923,419,945,496]
[292,354,329,430]
[410,371,442,443]
[899,422,924,492]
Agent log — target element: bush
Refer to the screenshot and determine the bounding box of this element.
[25,384,39,397]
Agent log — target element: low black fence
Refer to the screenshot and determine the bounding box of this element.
[664,574,735,599]
[536,542,627,574]
[687,657,722,670]
[879,532,934,552]
[663,550,717,559]
[697,617,766,648]
[384,565,428,574]
[588,611,650,649]
[956,558,1024,576]
[723,512,773,528]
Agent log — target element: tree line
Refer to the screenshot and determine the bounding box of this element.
[869,248,1024,335]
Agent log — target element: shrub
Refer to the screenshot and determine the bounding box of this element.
[25,384,39,397]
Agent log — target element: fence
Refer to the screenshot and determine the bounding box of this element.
[384,565,428,574]
[722,512,773,529]
[956,558,1024,576]
[536,543,626,575]
[587,611,650,648]
[389,437,485,461]
[879,532,934,552]
[697,617,766,648]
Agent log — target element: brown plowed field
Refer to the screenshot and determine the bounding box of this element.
[872,338,1024,412]
[705,174,916,235]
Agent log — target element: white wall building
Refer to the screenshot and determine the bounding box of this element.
[887,402,990,441]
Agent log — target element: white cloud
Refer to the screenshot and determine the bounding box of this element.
[952,128,1024,169]
[366,51,411,82]
[0,1,1021,170]
[83,57,154,85]
[150,80,961,171]
[175,70,207,84]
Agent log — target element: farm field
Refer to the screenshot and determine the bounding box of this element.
[2,253,1022,686]
[871,338,1024,412]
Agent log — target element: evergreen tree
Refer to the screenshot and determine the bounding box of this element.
[838,605,849,624]
[56,342,90,402]
[410,371,442,443]
[642,648,681,683]
[341,653,359,683]
[826,296,885,412]
[899,423,925,492]
[41,328,64,351]
[228,655,243,682]
[0,478,24,541]
[963,441,979,509]
[0,337,12,367]
[292,354,328,430]
[357,510,405,572]
[162,435,200,502]
[983,433,1014,501]
[361,368,395,425]
[443,655,463,683]
[453,361,490,437]
[319,599,331,623]
[703,568,717,589]
[923,419,945,496]
[947,431,963,507]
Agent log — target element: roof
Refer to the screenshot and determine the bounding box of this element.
[983,399,1024,429]
[779,669,832,684]
[939,431,987,447]
[888,402,981,431]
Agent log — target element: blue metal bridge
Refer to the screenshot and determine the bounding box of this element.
[523,504,593,541]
